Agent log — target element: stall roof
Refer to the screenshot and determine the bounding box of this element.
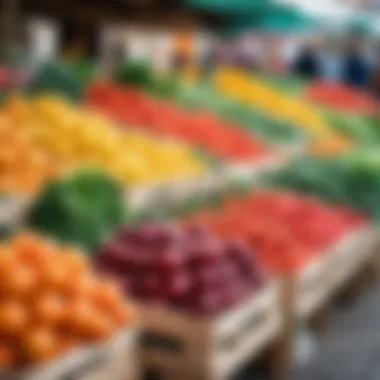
[184,0,272,14]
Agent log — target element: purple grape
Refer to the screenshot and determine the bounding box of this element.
[117,228,149,247]
[186,237,222,266]
[165,271,191,298]
[96,222,265,316]
[190,265,222,291]
[141,271,163,297]
[154,245,185,270]
[138,222,183,249]
[184,223,211,240]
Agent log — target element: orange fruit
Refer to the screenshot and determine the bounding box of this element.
[33,293,67,325]
[23,326,58,364]
[0,249,14,274]
[0,300,28,336]
[65,298,114,339]
[13,235,59,276]
[55,271,95,299]
[0,265,37,297]
[63,299,95,331]
[40,263,68,292]
[0,344,15,368]
[61,250,88,278]
[89,281,121,311]
[0,234,132,368]
[84,313,115,341]
[13,233,43,259]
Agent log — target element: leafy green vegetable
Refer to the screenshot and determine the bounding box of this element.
[115,60,180,98]
[27,169,126,252]
[28,61,83,102]
[261,153,380,220]
[324,110,378,145]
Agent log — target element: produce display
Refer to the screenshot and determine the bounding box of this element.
[252,76,379,148]
[213,68,351,155]
[0,233,131,369]
[184,191,366,273]
[115,62,306,146]
[0,59,378,380]
[214,68,331,136]
[96,222,264,315]
[86,82,269,162]
[3,95,205,188]
[305,81,377,114]
[262,153,380,219]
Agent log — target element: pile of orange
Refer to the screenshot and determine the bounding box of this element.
[0,233,132,369]
[0,113,59,194]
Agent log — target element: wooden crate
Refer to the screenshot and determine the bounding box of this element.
[127,171,226,212]
[137,281,281,380]
[254,227,380,380]
[0,329,138,380]
[281,226,379,322]
[325,227,379,294]
[292,256,330,320]
[276,256,328,327]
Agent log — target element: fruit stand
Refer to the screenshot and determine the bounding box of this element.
[0,60,379,380]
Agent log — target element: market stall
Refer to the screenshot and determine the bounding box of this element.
[0,32,379,380]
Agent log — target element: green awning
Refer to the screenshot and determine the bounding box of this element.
[184,0,271,14]
[257,6,318,32]
[218,5,318,36]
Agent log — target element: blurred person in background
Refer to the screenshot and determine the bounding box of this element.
[291,43,321,80]
[320,38,342,82]
[342,38,371,88]
[370,44,380,98]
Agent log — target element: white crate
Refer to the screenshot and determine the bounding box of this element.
[137,281,281,380]
[0,329,138,380]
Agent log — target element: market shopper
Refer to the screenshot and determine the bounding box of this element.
[342,40,371,88]
[320,40,342,82]
[370,47,380,98]
[291,44,321,80]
